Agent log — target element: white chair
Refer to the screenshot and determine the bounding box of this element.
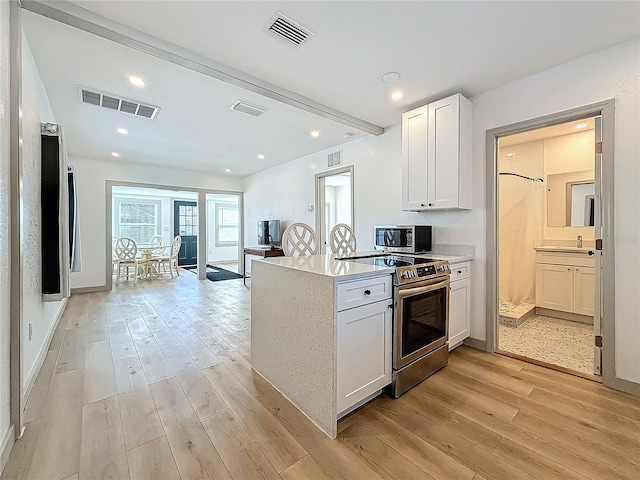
[329,223,357,256]
[157,235,182,277]
[150,234,167,258]
[114,237,147,284]
[282,223,319,257]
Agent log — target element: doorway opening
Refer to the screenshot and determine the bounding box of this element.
[315,166,354,254]
[495,117,600,379]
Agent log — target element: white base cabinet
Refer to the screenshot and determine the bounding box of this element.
[448,262,471,350]
[336,276,392,415]
[535,251,594,316]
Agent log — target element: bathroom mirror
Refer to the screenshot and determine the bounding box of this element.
[547,170,594,227]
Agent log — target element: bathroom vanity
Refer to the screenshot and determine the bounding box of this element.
[534,246,595,320]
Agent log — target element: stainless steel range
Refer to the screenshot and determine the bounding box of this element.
[343,254,451,397]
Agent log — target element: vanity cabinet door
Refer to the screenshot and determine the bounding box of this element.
[535,264,574,313]
[337,299,392,415]
[574,266,595,316]
[449,277,471,350]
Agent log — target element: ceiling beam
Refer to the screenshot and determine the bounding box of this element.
[20,0,385,136]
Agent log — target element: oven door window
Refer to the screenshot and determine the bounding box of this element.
[401,287,447,358]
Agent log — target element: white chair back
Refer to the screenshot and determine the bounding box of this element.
[329,223,357,256]
[282,223,319,257]
[151,235,165,247]
[171,235,182,258]
[115,237,137,261]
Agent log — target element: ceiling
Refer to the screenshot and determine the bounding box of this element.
[23,1,640,176]
[500,117,596,147]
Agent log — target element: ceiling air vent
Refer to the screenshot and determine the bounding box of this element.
[265,12,314,47]
[229,100,268,117]
[328,150,343,168]
[77,87,160,120]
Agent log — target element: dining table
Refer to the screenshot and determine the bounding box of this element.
[136,244,169,278]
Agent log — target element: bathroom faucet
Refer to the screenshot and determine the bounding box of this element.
[577,235,582,248]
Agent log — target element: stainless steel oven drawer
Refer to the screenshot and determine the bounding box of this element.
[336,275,392,312]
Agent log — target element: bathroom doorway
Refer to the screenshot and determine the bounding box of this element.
[495,116,602,379]
[315,166,354,254]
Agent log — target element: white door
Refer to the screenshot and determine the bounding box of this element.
[593,116,603,375]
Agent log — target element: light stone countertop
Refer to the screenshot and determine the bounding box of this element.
[257,250,473,280]
[257,253,394,281]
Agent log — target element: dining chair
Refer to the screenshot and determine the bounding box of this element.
[282,223,319,257]
[157,235,182,277]
[329,223,357,256]
[150,234,167,258]
[114,237,147,283]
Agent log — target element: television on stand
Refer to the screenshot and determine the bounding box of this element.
[257,220,281,248]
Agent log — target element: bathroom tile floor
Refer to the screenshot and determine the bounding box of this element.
[499,315,594,375]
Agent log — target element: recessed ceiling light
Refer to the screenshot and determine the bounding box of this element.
[575,123,588,129]
[391,90,404,101]
[116,128,128,135]
[344,132,354,139]
[225,168,231,173]
[311,130,320,138]
[257,154,265,160]
[128,76,145,87]
[506,152,516,158]
[111,152,120,157]
[382,72,400,82]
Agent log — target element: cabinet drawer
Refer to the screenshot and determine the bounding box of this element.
[536,251,594,267]
[450,262,470,281]
[336,275,392,312]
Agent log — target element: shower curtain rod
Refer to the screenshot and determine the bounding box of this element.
[499,172,543,182]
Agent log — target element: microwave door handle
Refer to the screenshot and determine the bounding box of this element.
[398,279,449,297]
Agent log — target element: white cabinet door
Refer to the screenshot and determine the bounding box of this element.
[427,95,460,210]
[337,299,392,414]
[574,266,595,316]
[401,106,428,210]
[535,264,573,313]
[449,277,470,350]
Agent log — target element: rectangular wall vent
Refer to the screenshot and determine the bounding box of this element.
[328,150,343,168]
[265,12,314,47]
[76,86,160,120]
[229,100,268,117]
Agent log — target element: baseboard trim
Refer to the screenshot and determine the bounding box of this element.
[0,425,15,475]
[22,297,67,402]
[462,337,487,351]
[610,376,640,395]
[71,284,109,294]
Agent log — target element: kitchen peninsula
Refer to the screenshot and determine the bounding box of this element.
[251,254,394,438]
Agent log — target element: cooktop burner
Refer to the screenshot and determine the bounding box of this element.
[349,255,441,268]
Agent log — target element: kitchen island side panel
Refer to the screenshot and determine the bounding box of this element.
[251,260,337,437]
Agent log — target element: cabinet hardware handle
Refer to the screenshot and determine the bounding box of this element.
[428,203,432,206]
[588,250,594,256]
[364,289,371,295]
[457,270,462,274]
[388,304,393,309]
[567,268,571,271]
[420,203,425,207]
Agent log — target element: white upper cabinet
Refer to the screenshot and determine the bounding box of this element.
[402,93,472,211]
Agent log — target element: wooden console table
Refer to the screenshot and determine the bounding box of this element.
[243,247,285,285]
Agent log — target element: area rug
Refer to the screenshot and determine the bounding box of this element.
[183,264,243,282]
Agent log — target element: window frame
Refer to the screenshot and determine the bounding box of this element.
[214,202,239,247]
[114,196,161,245]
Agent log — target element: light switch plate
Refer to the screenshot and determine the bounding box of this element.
[307,204,314,212]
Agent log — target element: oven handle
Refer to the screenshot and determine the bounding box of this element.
[397,278,450,297]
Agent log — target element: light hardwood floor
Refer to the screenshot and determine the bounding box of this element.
[2,272,639,480]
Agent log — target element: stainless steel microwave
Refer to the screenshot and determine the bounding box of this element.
[373,225,432,253]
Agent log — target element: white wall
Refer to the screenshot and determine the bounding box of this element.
[0,0,12,467]
[244,38,640,384]
[475,38,640,383]
[69,155,242,288]
[20,32,66,395]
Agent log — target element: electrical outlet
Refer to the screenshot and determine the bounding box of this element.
[29,323,33,341]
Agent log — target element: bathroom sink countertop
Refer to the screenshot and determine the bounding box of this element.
[535,245,595,254]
